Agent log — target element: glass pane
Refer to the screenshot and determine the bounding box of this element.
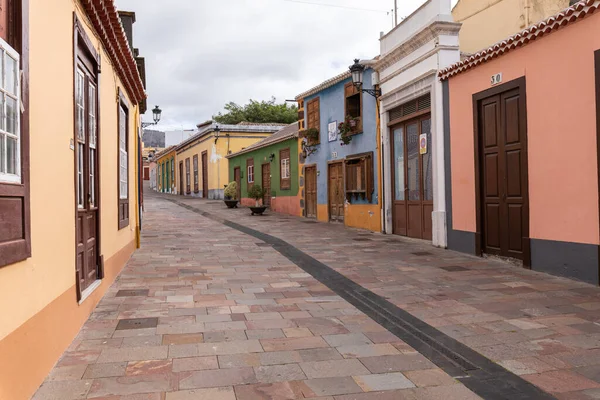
[5,54,17,95]
[78,144,84,207]
[6,96,16,135]
[422,118,433,201]
[0,93,4,131]
[89,150,95,206]
[6,135,16,174]
[0,133,4,173]
[393,128,405,201]
[407,122,420,201]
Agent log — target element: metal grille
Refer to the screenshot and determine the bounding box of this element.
[389,94,431,122]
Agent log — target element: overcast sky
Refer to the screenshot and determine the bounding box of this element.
[115,0,460,130]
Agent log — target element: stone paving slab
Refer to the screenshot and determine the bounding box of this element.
[33,194,478,399]
[169,194,600,399]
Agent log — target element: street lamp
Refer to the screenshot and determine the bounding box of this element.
[349,59,381,98]
[214,125,221,144]
[142,105,162,128]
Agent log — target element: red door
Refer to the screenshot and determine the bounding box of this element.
[262,163,271,206]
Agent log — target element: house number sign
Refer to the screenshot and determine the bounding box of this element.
[491,72,503,86]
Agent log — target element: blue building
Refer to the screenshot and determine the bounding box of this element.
[296,67,381,232]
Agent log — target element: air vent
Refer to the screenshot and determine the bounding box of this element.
[389,94,431,122]
[417,95,431,111]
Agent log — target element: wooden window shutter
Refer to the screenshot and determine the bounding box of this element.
[118,91,129,230]
[344,152,374,203]
[306,97,320,144]
[279,148,291,190]
[193,154,199,193]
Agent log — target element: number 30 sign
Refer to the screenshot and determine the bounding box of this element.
[491,73,503,86]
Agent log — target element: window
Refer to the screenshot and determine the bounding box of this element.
[185,157,190,194]
[344,82,362,133]
[306,97,320,145]
[247,158,254,184]
[193,154,199,193]
[170,157,174,191]
[345,152,374,203]
[0,42,20,183]
[118,91,129,230]
[280,148,290,190]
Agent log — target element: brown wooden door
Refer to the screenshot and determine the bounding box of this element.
[75,65,99,293]
[202,151,208,198]
[390,115,433,240]
[179,162,184,195]
[479,86,528,260]
[305,165,317,218]
[262,163,271,206]
[328,162,344,222]
[234,167,241,200]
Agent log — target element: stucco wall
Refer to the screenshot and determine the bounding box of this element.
[448,13,600,245]
[228,138,299,202]
[0,1,141,398]
[303,71,379,208]
[177,132,270,199]
[453,0,571,54]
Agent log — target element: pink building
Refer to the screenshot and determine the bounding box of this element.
[441,0,600,285]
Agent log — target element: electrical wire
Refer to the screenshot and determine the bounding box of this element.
[282,0,391,13]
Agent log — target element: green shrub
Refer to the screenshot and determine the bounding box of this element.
[248,184,266,205]
[224,181,238,200]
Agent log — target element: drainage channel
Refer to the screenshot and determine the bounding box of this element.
[166,198,555,400]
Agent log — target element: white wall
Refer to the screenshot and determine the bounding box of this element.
[376,0,460,248]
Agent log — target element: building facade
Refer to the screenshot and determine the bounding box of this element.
[453,0,576,54]
[296,70,381,232]
[227,123,301,215]
[0,1,147,398]
[376,0,460,247]
[175,122,284,200]
[155,146,176,194]
[441,0,600,284]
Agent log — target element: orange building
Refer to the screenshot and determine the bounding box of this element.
[441,0,600,285]
[0,1,147,398]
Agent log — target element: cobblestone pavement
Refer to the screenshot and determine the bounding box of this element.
[33,192,600,399]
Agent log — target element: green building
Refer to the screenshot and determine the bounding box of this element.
[227,123,300,216]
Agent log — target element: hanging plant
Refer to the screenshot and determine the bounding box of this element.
[338,115,361,146]
[302,128,319,156]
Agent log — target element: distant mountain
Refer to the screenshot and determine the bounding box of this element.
[143,129,165,148]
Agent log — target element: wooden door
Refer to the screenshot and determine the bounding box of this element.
[179,161,184,195]
[75,65,99,293]
[305,165,317,218]
[390,115,433,240]
[328,162,344,222]
[479,85,528,260]
[234,167,241,200]
[262,163,271,206]
[202,151,208,198]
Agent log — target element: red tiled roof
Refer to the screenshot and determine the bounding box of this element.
[80,0,146,104]
[439,0,600,80]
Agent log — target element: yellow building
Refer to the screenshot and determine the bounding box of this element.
[175,122,285,199]
[0,1,147,399]
[453,0,575,53]
[155,146,176,194]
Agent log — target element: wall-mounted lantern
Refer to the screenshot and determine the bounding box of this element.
[269,153,275,163]
[349,59,381,98]
[142,105,162,128]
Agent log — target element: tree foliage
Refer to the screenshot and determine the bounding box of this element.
[213,97,298,125]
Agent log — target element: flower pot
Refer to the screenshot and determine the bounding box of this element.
[249,206,267,216]
[224,200,238,209]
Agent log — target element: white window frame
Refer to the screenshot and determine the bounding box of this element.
[248,165,254,183]
[281,158,290,179]
[119,105,128,199]
[0,38,21,184]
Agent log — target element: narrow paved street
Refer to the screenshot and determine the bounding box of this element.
[33,191,600,400]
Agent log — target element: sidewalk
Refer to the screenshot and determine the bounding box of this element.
[170,194,600,399]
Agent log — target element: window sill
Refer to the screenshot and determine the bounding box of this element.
[79,279,102,305]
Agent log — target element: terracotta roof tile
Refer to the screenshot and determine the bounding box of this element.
[439,0,600,80]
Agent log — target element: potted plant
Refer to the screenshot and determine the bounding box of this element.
[223,181,239,208]
[338,115,361,146]
[247,184,267,215]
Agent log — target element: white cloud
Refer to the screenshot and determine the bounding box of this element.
[116,0,460,130]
